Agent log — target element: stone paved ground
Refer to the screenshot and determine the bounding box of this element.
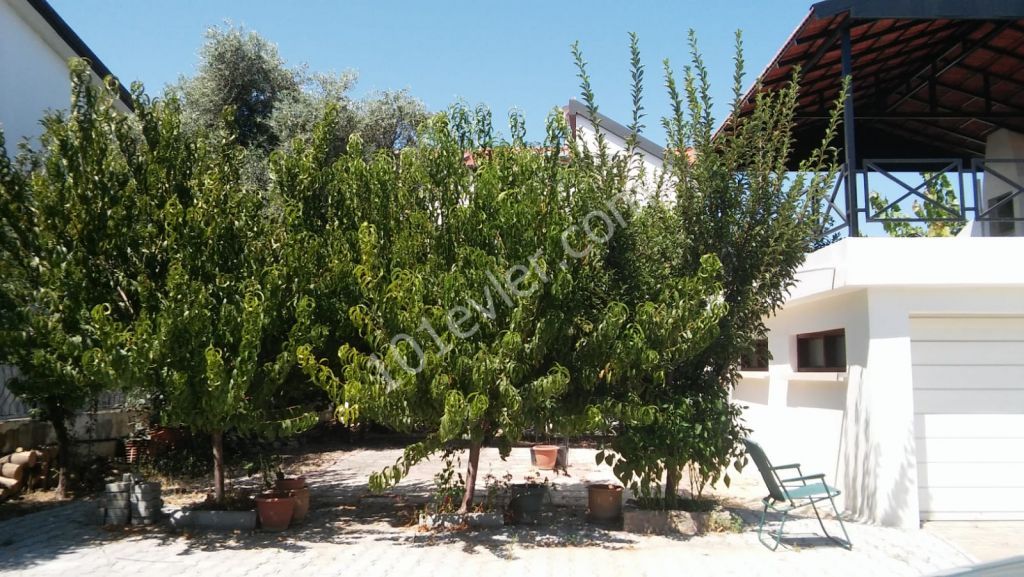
[922,521,1024,564]
[1,447,977,577]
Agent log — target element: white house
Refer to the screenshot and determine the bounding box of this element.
[731,0,1024,529]
[0,0,130,150]
[563,98,665,197]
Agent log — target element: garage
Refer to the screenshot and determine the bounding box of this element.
[911,315,1024,521]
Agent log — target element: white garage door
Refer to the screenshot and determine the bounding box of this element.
[911,316,1024,521]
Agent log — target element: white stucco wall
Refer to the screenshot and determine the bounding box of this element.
[570,113,665,199]
[735,289,867,513]
[0,0,126,151]
[980,128,1024,237]
[0,0,76,147]
[740,236,1024,528]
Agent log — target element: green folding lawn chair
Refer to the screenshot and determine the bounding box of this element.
[743,438,852,551]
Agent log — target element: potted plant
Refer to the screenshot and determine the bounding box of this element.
[275,472,309,523]
[530,445,559,470]
[463,473,510,529]
[123,423,149,464]
[586,483,624,523]
[556,439,570,468]
[508,474,550,524]
[248,452,309,524]
[418,456,465,529]
[170,489,258,531]
[622,494,735,536]
[255,490,294,531]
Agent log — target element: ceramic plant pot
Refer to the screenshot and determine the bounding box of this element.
[255,491,294,531]
[586,483,624,523]
[508,483,547,524]
[556,445,569,468]
[286,486,310,523]
[530,445,559,470]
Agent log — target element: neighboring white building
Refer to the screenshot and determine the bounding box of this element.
[564,99,665,198]
[0,0,130,150]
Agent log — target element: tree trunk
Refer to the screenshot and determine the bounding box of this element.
[212,430,225,504]
[47,399,72,499]
[457,440,482,514]
[665,466,681,508]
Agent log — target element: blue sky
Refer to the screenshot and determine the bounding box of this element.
[50,0,813,144]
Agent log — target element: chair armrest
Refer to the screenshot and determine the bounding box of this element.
[780,473,825,484]
[771,463,802,471]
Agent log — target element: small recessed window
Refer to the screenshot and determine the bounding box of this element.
[796,329,846,372]
[740,338,770,371]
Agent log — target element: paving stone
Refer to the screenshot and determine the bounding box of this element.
[0,446,982,577]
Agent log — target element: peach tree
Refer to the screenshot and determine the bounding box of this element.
[296,102,632,511]
[0,62,170,495]
[588,32,846,505]
[85,88,321,504]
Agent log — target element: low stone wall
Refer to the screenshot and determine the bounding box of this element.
[0,410,137,456]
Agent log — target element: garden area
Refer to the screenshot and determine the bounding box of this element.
[0,29,842,533]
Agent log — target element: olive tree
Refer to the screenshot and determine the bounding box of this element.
[172,23,428,160]
[171,24,302,150]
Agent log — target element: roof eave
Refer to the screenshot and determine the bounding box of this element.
[565,99,665,160]
[25,0,134,111]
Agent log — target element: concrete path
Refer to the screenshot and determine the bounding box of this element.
[922,521,1024,563]
[0,447,979,577]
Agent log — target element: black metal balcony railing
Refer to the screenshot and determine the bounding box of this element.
[818,158,1024,238]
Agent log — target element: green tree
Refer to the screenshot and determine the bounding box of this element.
[86,95,321,505]
[296,98,650,511]
[271,72,359,160]
[171,24,428,161]
[355,89,429,155]
[0,62,163,496]
[171,24,302,150]
[869,173,965,237]
[587,31,845,504]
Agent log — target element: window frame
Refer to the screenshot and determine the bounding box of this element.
[795,328,847,373]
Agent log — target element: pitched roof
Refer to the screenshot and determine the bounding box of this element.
[720,0,1024,168]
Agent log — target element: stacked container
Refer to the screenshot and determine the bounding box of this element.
[102,481,131,525]
[100,477,163,526]
[130,482,163,525]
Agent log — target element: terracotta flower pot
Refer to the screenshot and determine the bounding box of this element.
[286,486,309,523]
[255,491,294,531]
[587,483,624,523]
[275,476,306,491]
[531,445,559,470]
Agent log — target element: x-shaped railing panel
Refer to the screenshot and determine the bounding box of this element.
[972,159,1024,222]
[862,159,966,223]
